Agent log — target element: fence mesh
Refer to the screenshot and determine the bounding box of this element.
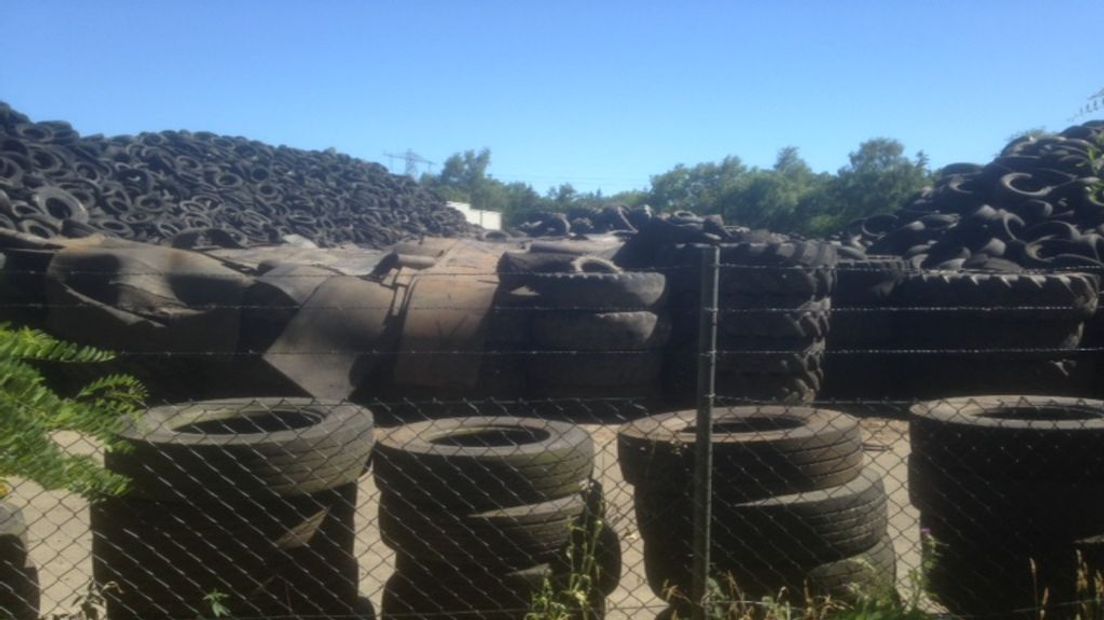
[2,242,1103,620]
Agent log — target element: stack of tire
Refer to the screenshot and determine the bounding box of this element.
[889,270,1099,398]
[374,417,621,619]
[909,396,1104,617]
[658,239,837,405]
[619,407,893,617]
[0,501,39,620]
[92,399,376,620]
[821,254,909,401]
[497,250,670,408]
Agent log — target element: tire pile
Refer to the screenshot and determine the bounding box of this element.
[0,102,474,249]
[496,250,670,405]
[92,399,376,620]
[513,205,650,238]
[838,121,1104,273]
[0,502,39,620]
[618,407,893,616]
[656,235,837,405]
[373,417,621,619]
[909,396,1104,617]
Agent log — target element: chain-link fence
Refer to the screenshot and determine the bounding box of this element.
[3,237,1104,620]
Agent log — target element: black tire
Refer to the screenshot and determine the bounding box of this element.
[636,468,888,579]
[908,455,1104,540]
[382,557,550,620]
[523,272,667,310]
[717,297,831,345]
[717,340,825,375]
[909,395,1104,476]
[105,399,375,502]
[274,483,362,617]
[373,417,594,512]
[922,514,1102,618]
[92,493,340,620]
[891,271,1099,350]
[618,406,862,498]
[531,311,671,351]
[380,493,585,570]
[718,240,838,298]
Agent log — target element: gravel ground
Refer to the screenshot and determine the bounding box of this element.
[14,419,919,619]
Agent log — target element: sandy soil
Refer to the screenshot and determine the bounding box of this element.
[13,419,918,619]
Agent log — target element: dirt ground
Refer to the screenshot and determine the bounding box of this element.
[15,418,918,619]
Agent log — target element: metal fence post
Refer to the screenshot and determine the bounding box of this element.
[692,244,720,620]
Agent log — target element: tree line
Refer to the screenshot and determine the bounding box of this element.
[419,139,932,236]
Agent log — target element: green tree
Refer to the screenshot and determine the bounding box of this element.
[647,156,747,214]
[719,147,830,231]
[812,138,930,233]
[0,324,146,500]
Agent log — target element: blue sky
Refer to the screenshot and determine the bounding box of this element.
[2,1,1100,195]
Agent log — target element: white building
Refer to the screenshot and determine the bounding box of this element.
[447,201,502,231]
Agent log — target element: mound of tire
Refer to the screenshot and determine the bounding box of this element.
[0,102,474,249]
[0,501,39,620]
[656,233,837,405]
[909,396,1104,617]
[374,417,620,619]
[92,399,375,620]
[496,249,670,408]
[619,407,893,616]
[839,121,1104,274]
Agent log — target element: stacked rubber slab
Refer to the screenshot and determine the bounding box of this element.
[658,240,837,404]
[496,250,670,404]
[0,502,38,620]
[374,417,620,620]
[618,406,893,616]
[92,399,375,620]
[910,396,1104,618]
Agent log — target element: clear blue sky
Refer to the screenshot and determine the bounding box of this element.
[2,1,1100,195]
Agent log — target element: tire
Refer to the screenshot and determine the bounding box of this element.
[646,468,887,565]
[380,494,585,570]
[105,399,374,502]
[373,417,593,512]
[382,556,550,620]
[717,340,825,375]
[717,297,831,345]
[922,514,1101,618]
[531,311,670,351]
[92,494,338,620]
[275,483,361,616]
[908,455,1104,540]
[618,407,862,498]
[523,272,667,310]
[719,240,838,298]
[909,395,1104,476]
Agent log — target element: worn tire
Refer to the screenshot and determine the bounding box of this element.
[105,399,375,501]
[618,406,862,499]
[524,272,667,310]
[374,417,593,512]
[531,311,670,351]
[380,494,585,570]
[910,395,1104,476]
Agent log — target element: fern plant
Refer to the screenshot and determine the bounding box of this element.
[0,323,146,500]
